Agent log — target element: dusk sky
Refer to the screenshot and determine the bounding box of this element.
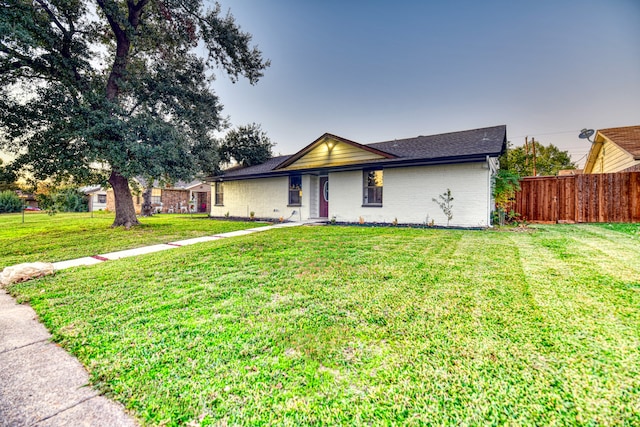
[212,0,640,167]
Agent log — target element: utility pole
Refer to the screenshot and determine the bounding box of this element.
[532,137,537,176]
[525,137,529,172]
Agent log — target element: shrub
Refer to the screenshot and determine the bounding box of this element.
[432,189,454,226]
[56,188,88,212]
[493,170,521,226]
[38,188,88,214]
[0,190,22,213]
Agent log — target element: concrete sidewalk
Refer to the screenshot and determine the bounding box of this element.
[0,290,139,426]
[52,222,303,270]
[1,221,306,426]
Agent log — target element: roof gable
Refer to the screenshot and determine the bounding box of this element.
[584,125,640,173]
[597,126,640,158]
[211,125,506,180]
[275,133,395,170]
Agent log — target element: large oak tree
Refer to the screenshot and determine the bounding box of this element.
[0,0,269,227]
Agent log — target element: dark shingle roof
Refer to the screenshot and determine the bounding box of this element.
[215,155,292,179]
[598,125,640,158]
[368,125,506,159]
[212,125,506,180]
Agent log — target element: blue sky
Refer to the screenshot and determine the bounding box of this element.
[211,0,640,167]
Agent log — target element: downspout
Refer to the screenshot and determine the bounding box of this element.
[486,155,496,227]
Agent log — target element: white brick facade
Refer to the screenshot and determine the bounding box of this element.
[329,162,492,227]
[211,161,494,227]
[211,176,309,221]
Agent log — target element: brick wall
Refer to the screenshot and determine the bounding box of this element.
[210,177,295,219]
[329,163,492,227]
[213,162,493,226]
[161,189,190,213]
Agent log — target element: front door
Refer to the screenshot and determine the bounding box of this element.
[319,176,329,218]
[196,192,207,213]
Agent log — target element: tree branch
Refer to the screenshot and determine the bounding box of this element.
[34,0,68,37]
[96,0,125,41]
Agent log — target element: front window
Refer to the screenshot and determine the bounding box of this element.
[289,176,302,206]
[215,181,224,206]
[363,170,383,206]
[97,194,106,204]
[151,188,162,205]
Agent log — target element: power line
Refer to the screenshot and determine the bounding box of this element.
[509,130,579,139]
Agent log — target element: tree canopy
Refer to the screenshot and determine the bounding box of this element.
[220,123,273,167]
[0,159,17,191]
[500,140,576,177]
[0,0,269,226]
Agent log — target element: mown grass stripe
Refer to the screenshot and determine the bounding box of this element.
[6,224,640,426]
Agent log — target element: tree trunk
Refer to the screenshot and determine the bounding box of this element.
[141,187,153,217]
[109,170,140,228]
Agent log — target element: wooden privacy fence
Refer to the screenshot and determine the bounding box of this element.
[512,172,640,223]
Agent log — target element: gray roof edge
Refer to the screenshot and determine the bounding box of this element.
[206,154,498,181]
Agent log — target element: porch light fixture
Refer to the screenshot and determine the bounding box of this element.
[325,140,335,151]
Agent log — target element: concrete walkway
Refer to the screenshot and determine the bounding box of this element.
[51,222,303,271]
[0,291,139,426]
[0,221,305,426]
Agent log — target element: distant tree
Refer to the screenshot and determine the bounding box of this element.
[220,123,273,167]
[500,140,576,176]
[0,0,269,228]
[0,159,17,191]
[37,186,88,214]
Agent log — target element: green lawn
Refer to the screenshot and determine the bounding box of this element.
[6,223,640,426]
[592,222,640,237]
[0,211,265,268]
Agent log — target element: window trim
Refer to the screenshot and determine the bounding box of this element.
[362,169,383,207]
[288,175,302,206]
[214,181,224,206]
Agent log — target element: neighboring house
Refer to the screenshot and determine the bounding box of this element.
[207,125,506,227]
[15,190,38,209]
[184,181,212,213]
[583,125,640,174]
[105,179,211,214]
[558,169,583,176]
[81,185,108,211]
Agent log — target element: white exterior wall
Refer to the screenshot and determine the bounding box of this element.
[212,161,494,226]
[308,175,319,218]
[328,162,492,227]
[210,176,310,221]
[90,192,107,211]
